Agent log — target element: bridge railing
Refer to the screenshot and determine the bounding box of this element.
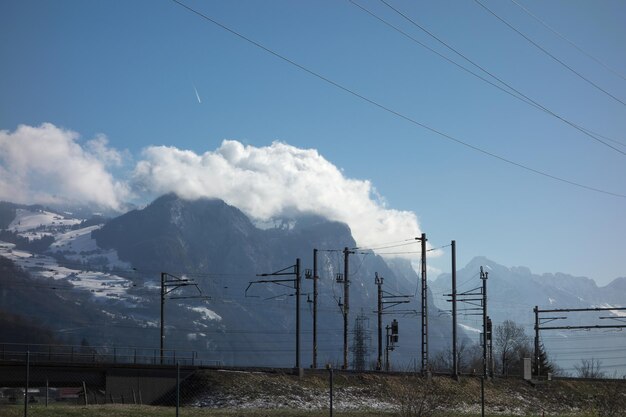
[0,342,198,366]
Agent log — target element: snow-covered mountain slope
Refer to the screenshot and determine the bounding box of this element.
[0,204,135,302]
[8,207,81,234]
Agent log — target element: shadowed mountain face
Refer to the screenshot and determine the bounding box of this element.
[90,194,454,368]
[93,194,269,274]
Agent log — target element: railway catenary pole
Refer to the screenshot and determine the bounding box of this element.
[451,240,458,378]
[534,306,539,377]
[481,266,488,379]
[295,258,301,369]
[312,249,318,369]
[342,247,354,370]
[376,273,383,371]
[160,272,166,365]
[419,233,428,374]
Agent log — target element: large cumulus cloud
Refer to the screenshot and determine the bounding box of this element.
[133,140,422,249]
[0,123,424,251]
[0,123,129,210]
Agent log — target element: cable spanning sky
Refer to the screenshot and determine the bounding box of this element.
[1,0,625,285]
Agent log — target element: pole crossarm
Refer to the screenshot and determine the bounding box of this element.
[381,290,412,311]
[539,324,626,330]
[162,273,204,297]
[257,264,298,277]
[600,316,626,323]
[536,307,626,313]
[538,316,567,325]
[533,304,626,377]
[160,272,209,365]
[251,259,302,369]
[381,301,411,311]
[245,278,297,297]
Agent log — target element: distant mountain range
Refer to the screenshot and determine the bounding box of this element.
[2,196,624,373]
[431,257,626,375]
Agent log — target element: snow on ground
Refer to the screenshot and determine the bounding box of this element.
[1,207,136,302]
[49,225,100,252]
[194,385,396,411]
[0,243,137,302]
[48,224,130,269]
[9,208,81,233]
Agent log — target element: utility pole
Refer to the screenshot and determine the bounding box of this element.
[312,249,319,369]
[451,240,458,378]
[342,247,354,370]
[248,259,302,370]
[487,316,493,377]
[376,273,383,371]
[375,272,411,371]
[160,272,165,364]
[446,265,486,376]
[481,266,488,379]
[160,272,208,365]
[417,233,428,374]
[296,258,301,369]
[534,306,539,377]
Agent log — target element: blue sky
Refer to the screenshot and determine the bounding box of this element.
[1,0,625,284]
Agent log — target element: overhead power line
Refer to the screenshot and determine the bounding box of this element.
[170,0,626,199]
[473,0,626,107]
[510,0,626,82]
[368,0,626,155]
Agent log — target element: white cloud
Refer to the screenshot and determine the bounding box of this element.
[0,123,129,210]
[0,125,427,257]
[133,140,424,254]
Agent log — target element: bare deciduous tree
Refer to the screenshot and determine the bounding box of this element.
[494,320,529,376]
[395,379,442,417]
[575,358,605,379]
[430,338,482,375]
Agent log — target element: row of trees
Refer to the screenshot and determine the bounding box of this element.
[430,320,609,378]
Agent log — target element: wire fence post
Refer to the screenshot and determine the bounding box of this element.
[24,350,29,417]
[176,361,180,417]
[327,365,333,417]
[481,376,485,417]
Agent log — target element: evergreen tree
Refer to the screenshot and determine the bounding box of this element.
[534,342,554,376]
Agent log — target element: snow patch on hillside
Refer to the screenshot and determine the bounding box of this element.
[48,224,130,269]
[189,306,222,322]
[0,244,137,302]
[9,208,80,233]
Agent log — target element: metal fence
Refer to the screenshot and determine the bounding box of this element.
[0,342,198,366]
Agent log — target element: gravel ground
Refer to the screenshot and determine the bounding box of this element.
[178,370,626,416]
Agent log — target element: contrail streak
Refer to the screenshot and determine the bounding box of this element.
[193,84,202,103]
